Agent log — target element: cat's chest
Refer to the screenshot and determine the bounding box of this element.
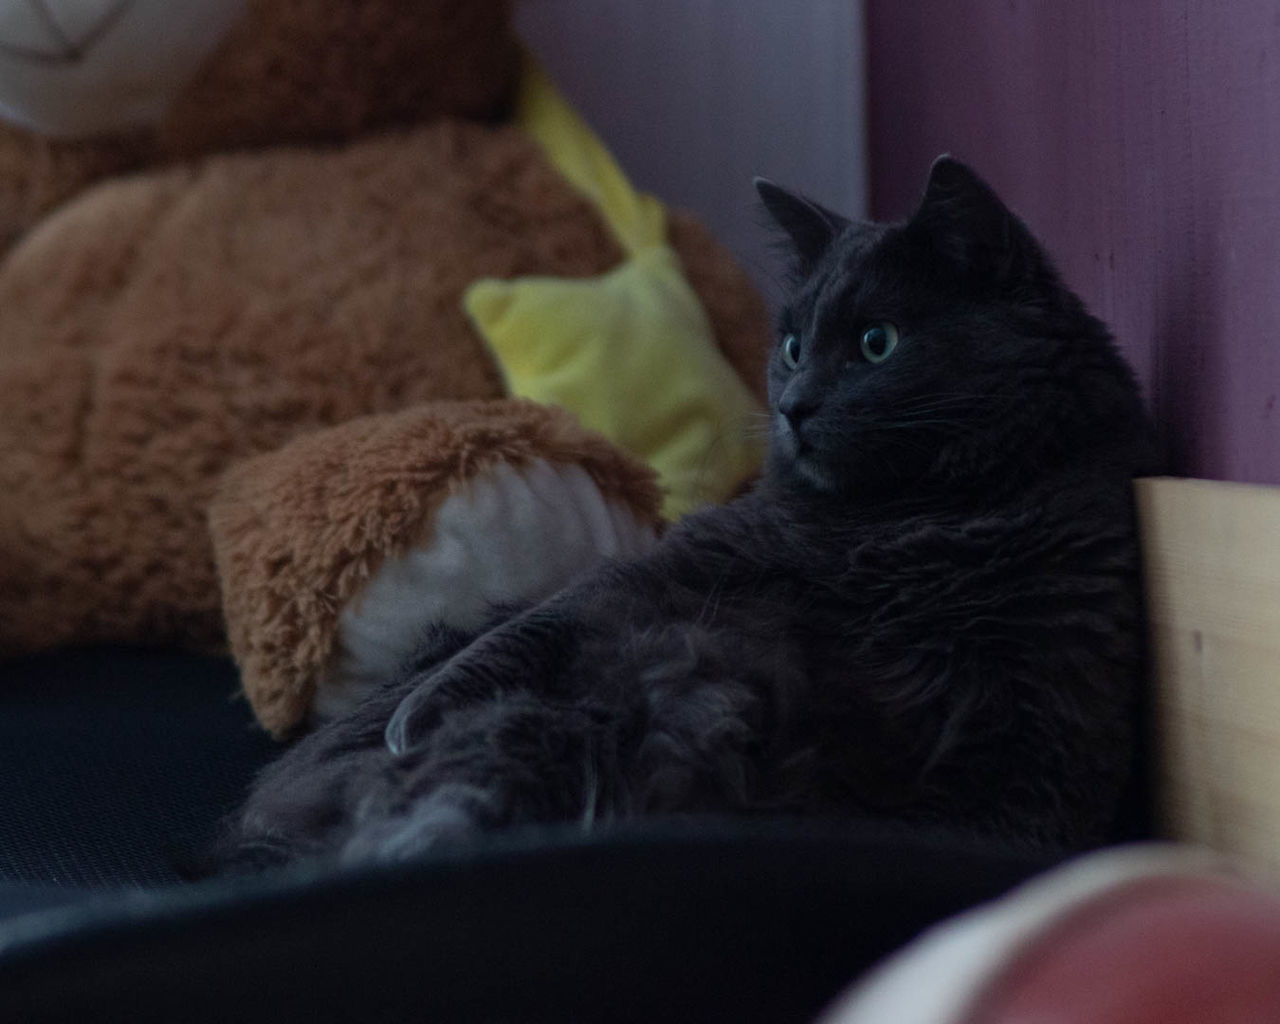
[802,516,1076,643]
[651,501,1110,649]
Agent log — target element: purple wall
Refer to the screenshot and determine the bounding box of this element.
[866,2,1280,483]
[515,0,867,308]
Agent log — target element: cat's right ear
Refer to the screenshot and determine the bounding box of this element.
[910,155,1051,287]
[755,178,848,272]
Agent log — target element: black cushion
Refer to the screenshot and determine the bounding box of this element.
[0,819,1056,1024]
[0,648,1061,1023]
[0,647,275,888]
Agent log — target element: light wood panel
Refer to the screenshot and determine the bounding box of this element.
[1136,477,1280,873]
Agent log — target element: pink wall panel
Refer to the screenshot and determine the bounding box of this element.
[866,1,1280,482]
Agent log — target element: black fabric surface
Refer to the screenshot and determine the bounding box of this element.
[0,647,1066,1023]
[0,647,276,888]
[0,819,1058,1024]
[0,882,99,921]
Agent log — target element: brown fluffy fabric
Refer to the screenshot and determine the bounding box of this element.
[0,114,768,661]
[0,124,151,252]
[0,0,517,253]
[0,121,622,656]
[0,0,771,723]
[158,0,519,155]
[212,400,663,735]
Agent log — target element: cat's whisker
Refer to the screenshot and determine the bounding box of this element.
[891,394,981,405]
[888,400,984,416]
[866,419,967,431]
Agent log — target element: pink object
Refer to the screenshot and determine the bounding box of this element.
[820,846,1280,1024]
[971,876,1280,1023]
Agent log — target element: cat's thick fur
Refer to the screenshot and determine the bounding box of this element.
[216,157,1157,872]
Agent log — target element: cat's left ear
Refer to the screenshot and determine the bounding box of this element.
[755,178,850,272]
[910,155,1051,286]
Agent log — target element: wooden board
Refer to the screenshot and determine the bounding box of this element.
[1136,477,1280,873]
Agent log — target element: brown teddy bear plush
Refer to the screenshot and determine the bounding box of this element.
[0,0,769,734]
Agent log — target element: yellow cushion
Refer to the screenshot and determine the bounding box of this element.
[464,55,764,518]
[465,245,763,518]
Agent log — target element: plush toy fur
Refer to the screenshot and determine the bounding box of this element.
[0,0,769,734]
[213,400,665,734]
[0,0,519,249]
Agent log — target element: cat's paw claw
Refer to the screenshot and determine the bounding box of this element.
[384,674,437,756]
[384,704,414,757]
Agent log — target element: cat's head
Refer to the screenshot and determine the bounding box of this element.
[756,156,1149,502]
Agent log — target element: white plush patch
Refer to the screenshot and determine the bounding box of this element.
[0,0,247,137]
[314,459,658,720]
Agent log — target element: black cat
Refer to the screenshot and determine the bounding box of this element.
[216,157,1158,871]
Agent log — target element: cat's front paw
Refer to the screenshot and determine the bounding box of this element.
[338,784,488,865]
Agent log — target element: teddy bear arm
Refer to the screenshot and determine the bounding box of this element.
[210,399,663,737]
[0,123,149,252]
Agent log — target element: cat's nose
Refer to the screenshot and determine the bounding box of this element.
[779,391,820,429]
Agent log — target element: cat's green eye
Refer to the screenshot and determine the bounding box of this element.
[781,333,802,370]
[860,322,900,364]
